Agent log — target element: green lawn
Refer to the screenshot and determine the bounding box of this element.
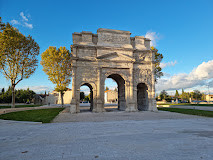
[0,104,42,109]
[158,107,213,118]
[0,108,64,123]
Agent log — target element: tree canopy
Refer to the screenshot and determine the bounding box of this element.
[0,87,36,103]
[159,90,168,100]
[175,90,179,99]
[41,46,72,107]
[0,17,39,107]
[151,46,163,82]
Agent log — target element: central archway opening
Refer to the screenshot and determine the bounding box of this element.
[80,83,93,112]
[104,74,126,111]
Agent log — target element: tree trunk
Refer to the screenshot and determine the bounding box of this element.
[11,84,15,108]
[61,91,64,107]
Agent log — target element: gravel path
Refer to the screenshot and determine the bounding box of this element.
[53,109,206,123]
[1,115,213,160]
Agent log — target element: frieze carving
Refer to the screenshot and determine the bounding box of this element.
[138,52,152,61]
[134,69,152,85]
[100,34,129,44]
[139,55,152,61]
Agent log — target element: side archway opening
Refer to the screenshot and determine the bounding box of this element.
[80,83,93,112]
[137,83,148,111]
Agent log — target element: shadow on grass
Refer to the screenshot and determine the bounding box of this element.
[0,108,64,123]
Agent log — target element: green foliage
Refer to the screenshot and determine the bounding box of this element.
[0,108,64,123]
[0,19,39,82]
[41,46,72,107]
[151,46,163,82]
[175,90,179,99]
[0,17,39,107]
[41,47,72,93]
[84,93,91,102]
[80,92,85,100]
[105,86,109,91]
[0,87,35,103]
[193,90,202,100]
[159,90,168,100]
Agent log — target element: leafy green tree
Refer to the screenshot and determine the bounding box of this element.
[1,88,4,94]
[80,92,85,100]
[151,46,163,82]
[41,46,72,107]
[160,90,168,100]
[175,90,179,99]
[84,93,91,102]
[105,86,109,91]
[193,90,202,101]
[0,18,39,107]
[0,87,35,103]
[201,93,206,101]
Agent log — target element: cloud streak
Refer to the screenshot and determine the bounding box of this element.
[156,60,213,92]
[11,12,33,29]
[160,60,177,68]
[145,31,160,47]
[20,12,28,21]
[16,85,52,93]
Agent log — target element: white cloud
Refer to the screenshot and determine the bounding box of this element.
[160,60,177,68]
[156,60,213,92]
[20,12,28,21]
[16,85,52,93]
[24,22,33,29]
[10,12,33,29]
[11,19,20,25]
[145,31,160,47]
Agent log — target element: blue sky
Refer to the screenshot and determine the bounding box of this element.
[0,0,213,95]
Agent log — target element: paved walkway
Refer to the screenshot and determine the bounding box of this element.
[53,109,206,123]
[0,112,213,160]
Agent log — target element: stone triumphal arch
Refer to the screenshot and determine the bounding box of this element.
[70,28,157,113]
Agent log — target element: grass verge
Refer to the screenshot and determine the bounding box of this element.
[0,105,42,109]
[0,108,64,123]
[158,107,213,118]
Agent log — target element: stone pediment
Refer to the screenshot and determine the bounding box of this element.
[96,52,135,62]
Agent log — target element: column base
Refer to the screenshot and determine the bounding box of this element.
[148,99,158,112]
[70,99,80,113]
[93,99,105,113]
[92,107,106,113]
[125,103,138,112]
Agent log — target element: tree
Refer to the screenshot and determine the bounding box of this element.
[80,92,85,100]
[181,89,184,101]
[0,18,39,107]
[175,90,179,99]
[201,93,206,101]
[151,46,163,82]
[41,46,72,107]
[160,90,168,100]
[193,90,202,102]
[84,93,91,102]
[105,86,109,91]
